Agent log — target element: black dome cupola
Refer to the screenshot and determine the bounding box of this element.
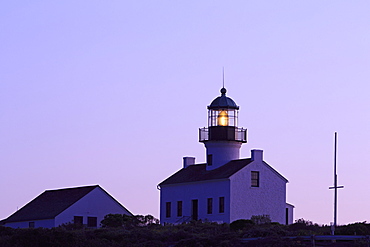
[208,87,239,110]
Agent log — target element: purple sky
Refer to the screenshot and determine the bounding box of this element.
[1,1,370,225]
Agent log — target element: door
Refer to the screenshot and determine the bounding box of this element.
[192,199,198,221]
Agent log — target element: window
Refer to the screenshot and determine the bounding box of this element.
[166,202,171,218]
[87,217,97,227]
[207,198,213,214]
[251,171,260,187]
[177,201,183,217]
[74,216,83,225]
[219,197,225,213]
[207,154,213,166]
[29,222,35,228]
[285,208,289,225]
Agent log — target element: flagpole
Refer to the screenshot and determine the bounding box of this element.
[329,132,344,235]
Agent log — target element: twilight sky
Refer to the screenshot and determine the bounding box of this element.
[1,1,370,225]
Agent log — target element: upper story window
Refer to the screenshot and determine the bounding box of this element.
[251,171,260,187]
[207,154,213,166]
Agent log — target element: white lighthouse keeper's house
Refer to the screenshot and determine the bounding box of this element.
[158,87,294,225]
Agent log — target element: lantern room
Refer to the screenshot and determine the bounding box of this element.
[199,88,247,143]
[208,88,239,127]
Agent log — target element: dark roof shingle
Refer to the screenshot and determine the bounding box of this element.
[159,158,253,186]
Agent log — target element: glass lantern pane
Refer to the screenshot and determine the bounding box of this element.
[208,109,238,127]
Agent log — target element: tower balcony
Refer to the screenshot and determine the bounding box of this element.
[199,126,247,143]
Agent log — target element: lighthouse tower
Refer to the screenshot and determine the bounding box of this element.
[199,87,247,170]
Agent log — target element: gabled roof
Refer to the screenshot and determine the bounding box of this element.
[158,158,253,186]
[5,185,100,223]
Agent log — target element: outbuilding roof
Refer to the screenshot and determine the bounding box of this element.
[158,158,253,186]
[3,185,125,223]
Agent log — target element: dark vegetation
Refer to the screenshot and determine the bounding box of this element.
[1,215,370,247]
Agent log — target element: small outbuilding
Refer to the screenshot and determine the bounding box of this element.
[2,185,132,228]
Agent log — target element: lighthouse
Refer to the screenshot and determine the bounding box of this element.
[199,87,247,170]
[158,86,293,225]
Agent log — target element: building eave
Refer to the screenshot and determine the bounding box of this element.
[158,178,230,188]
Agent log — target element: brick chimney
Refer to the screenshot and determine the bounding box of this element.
[251,149,263,161]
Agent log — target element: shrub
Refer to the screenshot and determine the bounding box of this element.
[230,219,254,231]
[251,215,271,225]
